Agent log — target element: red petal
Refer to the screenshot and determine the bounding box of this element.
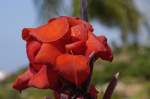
[56,54,90,86]
[86,33,113,61]
[34,43,61,65]
[30,63,43,72]
[26,40,41,62]
[86,33,106,53]
[29,65,59,89]
[22,17,69,42]
[71,24,88,41]
[12,67,34,92]
[22,28,33,40]
[66,16,93,32]
[96,36,113,61]
[88,84,98,99]
[63,16,79,26]
[65,40,86,55]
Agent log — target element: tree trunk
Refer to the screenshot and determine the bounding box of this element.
[121,29,128,52]
[132,32,139,48]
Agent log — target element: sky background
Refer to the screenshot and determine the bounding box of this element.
[0,0,36,73]
[0,0,149,73]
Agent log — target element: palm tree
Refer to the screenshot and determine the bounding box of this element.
[33,0,63,23]
[33,0,141,48]
[73,0,141,48]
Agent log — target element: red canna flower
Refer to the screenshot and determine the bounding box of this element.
[13,16,113,96]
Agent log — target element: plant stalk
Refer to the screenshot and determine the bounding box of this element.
[103,72,119,99]
[80,0,88,21]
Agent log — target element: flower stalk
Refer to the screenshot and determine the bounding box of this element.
[80,0,88,22]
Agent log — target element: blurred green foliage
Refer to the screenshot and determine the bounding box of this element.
[0,47,150,99]
[74,0,140,30]
[0,68,54,99]
[73,0,141,46]
[35,0,142,46]
[93,46,150,84]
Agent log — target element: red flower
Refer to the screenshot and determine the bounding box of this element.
[13,16,113,93]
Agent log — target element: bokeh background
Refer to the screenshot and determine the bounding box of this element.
[0,0,150,99]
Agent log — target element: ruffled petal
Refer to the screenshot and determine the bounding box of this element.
[62,16,79,26]
[65,40,86,55]
[86,33,113,61]
[22,17,69,42]
[26,40,41,62]
[34,43,61,65]
[56,54,90,86]
[96,36,113,61]
[66,16,93,32]
[71,24,88,41]
[12,67,34,92]
[86,33,106,53]
[29,65,59,89]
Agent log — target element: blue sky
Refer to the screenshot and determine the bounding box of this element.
[0,0,149,73]
[0,0,36,73]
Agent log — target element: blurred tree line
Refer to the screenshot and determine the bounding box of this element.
[1,46,150,99]
[33,0,150,50]
[74,0,141,48]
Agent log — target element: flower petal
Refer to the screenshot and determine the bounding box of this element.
[86,33,113,61]
[65,40,86,55]
[34,43,61,65]
[30,63,43,72]
[29,65,59,89]
[22,17,69,42]
[96,36,113,61]
[26,40,41,62]
[66,16,93,31]
[86,33,103,54]
[71,24,88,41]
[12,67,34,92]
[56,54,90,86]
